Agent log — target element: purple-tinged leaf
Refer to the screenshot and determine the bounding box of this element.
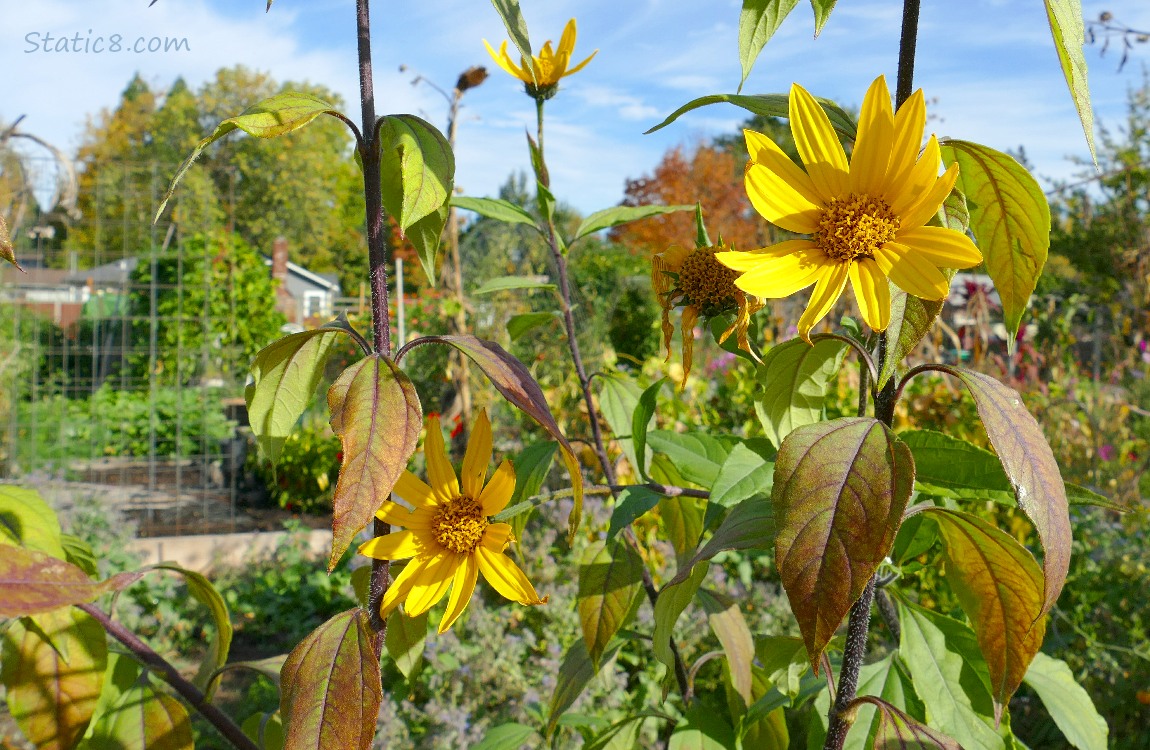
[327,354,422,570]
[0,546,142,617]
[772,417,913,670]
[280,609,381,750]
[848,696,964,749]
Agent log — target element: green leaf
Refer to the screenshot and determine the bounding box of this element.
[0,547,142,617]
[929,366,1070,615]
[892,513,939,566]
[412,335,582,541]
[377,114,454,233]
[507,441,558,519]
[241,712,285,750]
[669,704,736,749]
[489,0,535,84]
[327,355,422,570]
[507,311,560,341]
[840,654,926,750]
[61,534,99,578]
[385,610,428,680]
[607,486,664,540]
[471,722,540,750]
[82,652,142,745]
[653,563,709,672]
[406,203,449,286]
[1023,652,1108,750]
[694,203,712,247]
[452,195,541,231]
[666,496,774,587]
[0,484,65,558]
[1063,482,1126,511]
[152,564,233,700]
[586,714,660,750]
[847,696,963,749]
[738,0,802,92]
[646,93,857,139]
[709,442,774,508]
[597,372,644,475]
[246,320,352,465]
[878,284,947,390]
[280,609,381,750]
[754,636,809,699]
[647,430,735,487]
[809,0,838,35]
[83,678,193,750]
[577,540,644,666]
[698,588,755,706]
[471,274,556,296]
[632,378,665,480]
[939,141,1051,342]
[2,607,107,750]
[901,429,1014,501]
[572,204,694,243]
[926,508,1046,719]
[546,638,623,738]
[659,495,707,568]
[1044,0,1095,164]
[156,91,342,219]
[773,418,913,668]
[754,337,848,448]
[897,599,1004,750]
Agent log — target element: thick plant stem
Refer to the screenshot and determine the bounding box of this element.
[355,0,392,640]
[534,98,690,700]
[78,604,261,750]
[823,3,920,746]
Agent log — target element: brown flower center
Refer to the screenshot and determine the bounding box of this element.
[430,495,488,554]
[677,246,740,314]
[814,193,900,263]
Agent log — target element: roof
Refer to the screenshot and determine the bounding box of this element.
[65,257,138,286]
[261,256,341,292]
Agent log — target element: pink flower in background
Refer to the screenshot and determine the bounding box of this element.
[1098,444,1116,462]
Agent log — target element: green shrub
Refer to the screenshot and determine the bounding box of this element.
[248,420,341,514]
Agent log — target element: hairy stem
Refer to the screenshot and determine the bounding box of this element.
[78,604,260,750]
[355,0,391,641]
[824,3,919,746]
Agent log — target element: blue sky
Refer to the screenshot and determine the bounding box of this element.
[2,0,1149,216]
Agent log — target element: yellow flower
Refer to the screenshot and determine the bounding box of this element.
[652,240,764,387]
[358,409,546,633]
[484,18,597,99]
[718,75,983,342]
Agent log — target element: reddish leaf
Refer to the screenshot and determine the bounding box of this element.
[1,607,106,750]
[772,417,913,669]
[0,546,142,617]
[925,508,1046,721]
[327,354,422,570]
[407,335,583,541]
[929,366,1070,615]
[848,696,963,749]
[280,609,382,750]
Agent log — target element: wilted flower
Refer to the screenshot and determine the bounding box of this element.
[484,19,597,100]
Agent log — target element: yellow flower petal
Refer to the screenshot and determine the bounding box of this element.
[896,226,983,268]
[874,243,951,300]
[797,262,851,342]
[889,135,941,216]
[461,409,492,500]
[849,257,891,332]
[404,552,459,616]
[850,76,896,196]
[424,415,460,503]
[564,49,598,77]
[716,240,808,272]
[790,83,850,200]
[358,529,423,561]
[392,470,438,509]
[375,500,431,528]
[482,523,514,552]
[886,89,926,187]
[732,245,830,299]
[558,18,577,58]
[484,40,529,82]
[476,546,546,605]
[479,460,516,516]
[899,162,959,231]
[744,131,824,234]
[438,553,479,633]
[379,558,422,619]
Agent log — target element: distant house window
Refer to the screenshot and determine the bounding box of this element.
[302,290,327,319]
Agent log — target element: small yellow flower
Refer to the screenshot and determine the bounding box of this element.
[718,75,983,342]
[484,18,597,100]
[359,409,546,633]
[652,240,764,387]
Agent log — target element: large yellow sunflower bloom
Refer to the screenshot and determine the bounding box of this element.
[358,409,546,633]
[484,18,597,100]
[718,75,983,342]
[652,240,763,388]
